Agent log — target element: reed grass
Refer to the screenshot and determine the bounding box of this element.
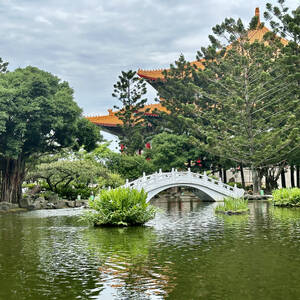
[82,187,157,226]
[215,197,249,214]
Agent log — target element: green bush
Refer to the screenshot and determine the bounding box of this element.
[106,153,155,181]
[83,187,157,226]
[272,188,300,207]
[227,182,243,189]
[56,184,97,200]
[215,197,249,214]
[22,183,37,190]
[97,172,125,189]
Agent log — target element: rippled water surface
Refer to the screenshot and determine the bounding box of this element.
[1,200,300,300]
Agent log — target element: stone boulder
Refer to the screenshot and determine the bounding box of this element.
[65,201,75,208]
[0,202,19,211]
[75,200,89,208]
[53,200,66,209]
[19,197,33,208]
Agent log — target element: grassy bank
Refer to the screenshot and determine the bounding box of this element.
[272,188,300,207]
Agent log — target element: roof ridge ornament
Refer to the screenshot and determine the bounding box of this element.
[255,7,260,24]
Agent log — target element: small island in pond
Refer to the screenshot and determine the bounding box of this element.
[82,187,157,227]
[215,197,249,215]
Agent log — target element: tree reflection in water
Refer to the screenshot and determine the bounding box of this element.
[83,226,176,299]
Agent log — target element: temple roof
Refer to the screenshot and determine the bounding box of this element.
[137,8,288,81]
[86,103,168,127]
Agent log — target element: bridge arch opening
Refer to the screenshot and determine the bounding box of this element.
[147,184,216,203]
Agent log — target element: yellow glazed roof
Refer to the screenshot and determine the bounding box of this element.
[86,103,168,127]
[138,8,288,81]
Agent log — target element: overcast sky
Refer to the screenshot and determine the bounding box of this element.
[0,0,298,117]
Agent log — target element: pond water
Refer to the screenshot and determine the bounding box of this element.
[1,199,300,300]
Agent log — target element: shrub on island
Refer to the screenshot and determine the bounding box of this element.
[272,188,300,207]
[83,187,157,226]
[215,197,249,215]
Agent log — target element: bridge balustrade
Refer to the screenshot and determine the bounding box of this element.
[121,168,244,202]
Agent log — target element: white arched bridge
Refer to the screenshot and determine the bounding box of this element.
[123,168,245,202]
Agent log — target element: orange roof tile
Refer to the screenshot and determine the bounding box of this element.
[138,8,288,81]
[86,103,168,127]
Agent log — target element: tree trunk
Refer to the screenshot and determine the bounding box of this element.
[281,169,286,188]
[0,157,25,205]
[252,167,261,195]
[297,166,300,188]
[240,164,245,189]
[223,168,227,183]
[290,165,295,188]
[218,168,222,181]
[265,175,278,194]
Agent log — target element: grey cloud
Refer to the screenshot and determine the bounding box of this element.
[0,0,299,116]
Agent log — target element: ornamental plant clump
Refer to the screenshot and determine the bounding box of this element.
[215,197,249,215]
[83,187,157,226]
[272,188,300,207]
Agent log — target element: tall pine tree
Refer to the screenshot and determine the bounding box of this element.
[158,16,299,194]
[112,70,149,155]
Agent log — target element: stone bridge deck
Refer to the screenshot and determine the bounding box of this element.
[123,169,245,202]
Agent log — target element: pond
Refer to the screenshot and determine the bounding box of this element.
[1,199,300,299]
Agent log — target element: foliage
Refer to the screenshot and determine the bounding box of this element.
[144,132,212,172]
[272,188,300,206]
[22,182,37,190]
[0,57,8,74]
[215,197,249,213]
[55,184,97,200]
[28,155,105,190]
[74,118,102,152]
[264,1,300,44]
[157,15,299,194]
[97,172,125,189]
[227,182,243,189]
[27,150,124,199]
[112,70,149,154]
[106,153,155,181]
[0,66,101,204]
[83,187,157,226]
[86,142,114,163]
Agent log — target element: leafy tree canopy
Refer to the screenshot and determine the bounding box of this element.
[145,132,211,172]
[105,153,155,181]
[0,66,101,203]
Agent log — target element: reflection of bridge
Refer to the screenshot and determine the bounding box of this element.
[123,169,245,202]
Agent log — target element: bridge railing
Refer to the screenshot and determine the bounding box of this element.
[123,168,240,194]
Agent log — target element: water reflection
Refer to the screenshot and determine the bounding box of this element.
[1,198,300,299]
[84,227,175,299]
